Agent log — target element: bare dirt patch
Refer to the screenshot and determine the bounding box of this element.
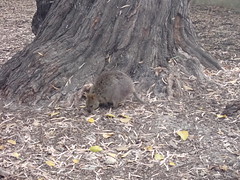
[0,1,239,180]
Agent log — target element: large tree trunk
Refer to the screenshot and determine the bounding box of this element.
[0,0,221,106]
[31,0,53,35]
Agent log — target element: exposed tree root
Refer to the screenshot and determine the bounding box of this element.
[174,13,222,70]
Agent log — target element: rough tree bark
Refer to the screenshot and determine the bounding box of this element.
[0,0,221,106]
[31,0,53,35]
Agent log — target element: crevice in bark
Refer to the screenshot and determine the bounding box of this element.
[32,0,54,35]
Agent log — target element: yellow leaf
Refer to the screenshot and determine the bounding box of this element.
[105,114,115,118]
[49,111,60,117]
[119,117,131,123]
[79,105,85,108]
[89,146,103,152]
[87,117,95,123]
[154,153,164,161]
[102,133,114,138]
[0,145,5,150]
[177,130,189,141]
[145,146,153,151]
[107,153,117,158]
[118,114,130,118]
[46,160,55,167]
[217,114,227,118]
[7,139,16,145]
[72,159,80,164]
[169,161,176,166]
[118,114,132,123]
[12,152,20,158]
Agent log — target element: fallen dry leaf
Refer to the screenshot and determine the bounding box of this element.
[37,52,44,56]
[145,146,153,151]
[169,161,176,166]
[228,79,238,84]
[89,146,103,152]
[11,152,20,158]
[72,159,80,164]
[217,114,227,118]
[45,160,55,167]
[105,113,115,118]
[121,151,130,158]
[183,85,194,91]
[118,114,130,118]
[87,117,95,123]
[7,139,16,145]
[107,153,117,158]
[220,165,228,171]
[102,133,114,138]
[177,130,189,141]
[54,107,62,110]
[49,111,60,117]
[154,153,164,161]
[119,117,131,123]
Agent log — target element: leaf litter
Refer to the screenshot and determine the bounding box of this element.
[0,1,240,180]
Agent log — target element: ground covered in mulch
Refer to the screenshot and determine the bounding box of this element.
[0,1,239,180]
